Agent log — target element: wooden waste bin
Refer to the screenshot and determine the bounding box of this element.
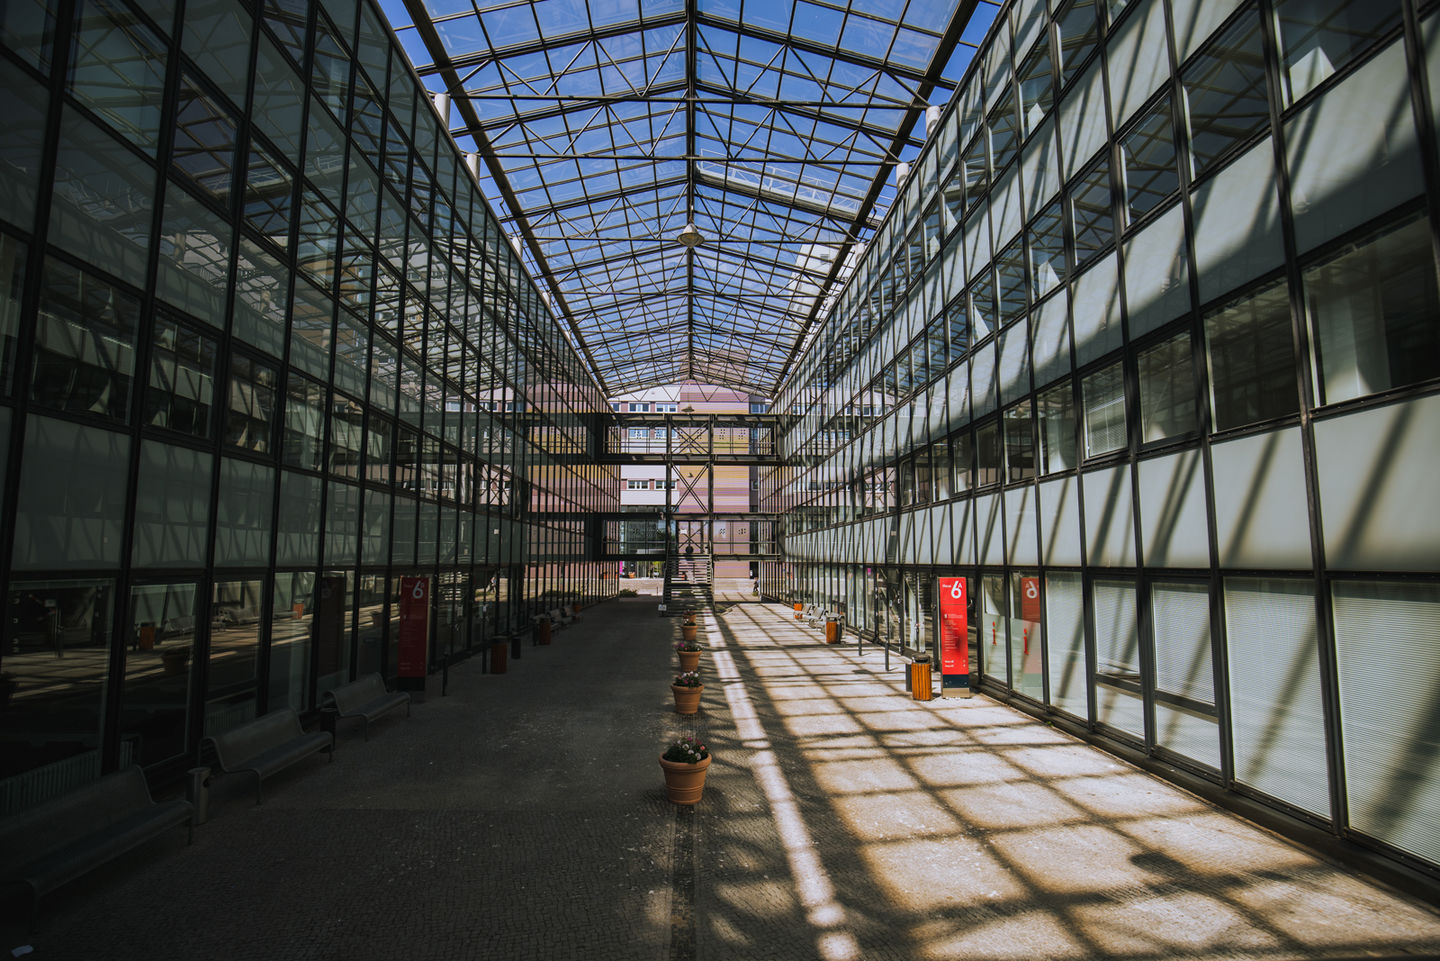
[910,656,932,701]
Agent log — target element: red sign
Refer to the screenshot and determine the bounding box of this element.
[938,577,968,676]
[398,576,430,678]
[1019,576,1040,623]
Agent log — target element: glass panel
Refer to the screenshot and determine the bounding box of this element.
[988,94,1020,172]
[1136,332,1198,443]
[1182,9,1269,177]
[1056,0,1100,84]
[1332,581,1440,865]
[1205,279,1300,431]
[13,417,129,571]
[975,420,1002,487]
[172,73,237,202]
[214,457,273,566]
[1121,99,1178,221]
[225,354,278,453]
[49,110,154,281]
[0,54,47,232]
[1225,576,1330,816]
[1070,160,1113,267]
[312,574,351,697]
[1093,577,1144,738]
[1082,361,1126,456]
[70,0,167,155]
[1017,40,1054,137]
[0,579,114,798]
[146,314,218,438]
[124,583,197,766]
[268,571,314,711]
[182,0,252,108]
[233,236,289,358]
[1003,402,1035,482]
[0,234,25,395]
[1306,214,1440,405]
[1045,571,1087,717]
[1011,571,1044,699]
[1037,379,1078,474]
[282,374,326,470]
[1029,204,1065,297]
[206,578,263,736]
[1151,582,1218,767]
[133,441,212,567]
[276,470,321,567]
[981,573,1008,685]
[1274,0,1403,105]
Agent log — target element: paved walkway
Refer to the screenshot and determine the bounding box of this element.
[6,595,1439,960]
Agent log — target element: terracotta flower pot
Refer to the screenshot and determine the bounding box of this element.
[671,683,702,715]
[677,649,700,672]
[681,623,697,642]
[682,612,696,626]
[659,754,712,804]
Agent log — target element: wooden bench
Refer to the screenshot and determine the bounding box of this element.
[0,766,192,928]
[321,674,410,741]
[547,606,574,627]
[203,707,333,805]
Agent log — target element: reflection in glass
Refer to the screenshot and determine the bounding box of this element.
[1082,361,1126,456]
[206,578,263,736]
[1306,214,1440,405]
[1003,401,1035,482]
[1,580,114,800]
[0,234,25,394]
[1136,332,1198,443]
[1205,279,1299,431]
[123,583,197,766]
[1045,571,1087,717]
[1037,380,1077,474]
[1274,0,1402,105]
[69,0,166,155]
[268,572,313,711]
[1092,577,1143,738]
[147,314,217,437]
[1121,99,1178,221]
[1151,582,1218,767]
[1181,9,1268,177]
[981,573,1008,685]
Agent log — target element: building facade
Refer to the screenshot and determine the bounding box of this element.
[763,0,1440,882]
[0,0,618,804]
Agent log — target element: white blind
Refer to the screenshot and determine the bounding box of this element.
[1332,581,1440,868]
[1046,571,1087,719]
[1225,577,1330,817]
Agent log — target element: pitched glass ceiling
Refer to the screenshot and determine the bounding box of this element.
[382,0,999,396]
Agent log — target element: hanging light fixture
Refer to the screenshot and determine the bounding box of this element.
[675,222,704,248]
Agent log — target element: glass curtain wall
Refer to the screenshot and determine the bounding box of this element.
[0,0,619,808]
[764,0,1440,879]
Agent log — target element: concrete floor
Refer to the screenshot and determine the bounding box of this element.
[5,589,1438,960]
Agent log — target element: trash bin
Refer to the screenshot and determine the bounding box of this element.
[910,654,933,702]
[490,638,508,674]
[536,619,552,645]
[793,602,804,620]
[187,766,211,825]
[824,618,842,644]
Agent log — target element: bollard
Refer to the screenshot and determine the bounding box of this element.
[187,766,211,825]
[910,654,933,702]
[511,631,523,661]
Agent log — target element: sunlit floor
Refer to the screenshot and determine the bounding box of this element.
[7,591,1438,961]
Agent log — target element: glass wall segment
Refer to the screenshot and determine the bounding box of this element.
[765,0,1440,881]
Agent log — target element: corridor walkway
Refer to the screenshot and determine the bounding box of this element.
[6,596,1438,960]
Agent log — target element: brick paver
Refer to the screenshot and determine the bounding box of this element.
[5,595,1438,960]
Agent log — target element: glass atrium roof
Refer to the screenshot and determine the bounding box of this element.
[383,0,999,396]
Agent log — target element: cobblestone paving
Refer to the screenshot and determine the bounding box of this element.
[5,595,1439,961]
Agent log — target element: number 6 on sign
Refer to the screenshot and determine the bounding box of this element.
[412,581,427,600]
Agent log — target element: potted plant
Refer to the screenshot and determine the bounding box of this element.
[658,735,711,804]
[680,619,698,642]
[160,645,191,675]
[670,670,703,715]
[682,612,696,626]
[674,637,702,672]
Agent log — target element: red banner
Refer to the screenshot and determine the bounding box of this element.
[398,576,430,678]
[938,577,968,676]
[1019,576,1040,623]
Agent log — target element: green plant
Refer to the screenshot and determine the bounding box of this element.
[617,588,638,597]
[662,735,709,763]
[674,637,701,652]
[673,670,702,688]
